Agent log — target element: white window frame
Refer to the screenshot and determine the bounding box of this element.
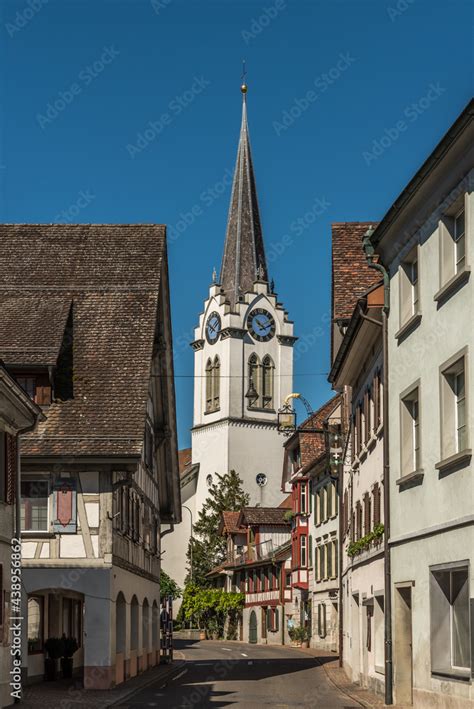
[400,382,421,477]
[440,350,469,461]
[21,477,50,533]
[439,194,469,287]
[399,245,420,328]
[300,535,307,568]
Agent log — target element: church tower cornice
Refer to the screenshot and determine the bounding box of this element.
[219,82,268,306]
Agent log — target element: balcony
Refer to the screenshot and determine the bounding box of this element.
[227,539,274,565]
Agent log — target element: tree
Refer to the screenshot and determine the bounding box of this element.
[186,470,249,586]
[160,570,181,599]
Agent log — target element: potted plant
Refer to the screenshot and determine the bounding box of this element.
[44,637,64,681]
[61,636,79,678]
[288,626,308,647]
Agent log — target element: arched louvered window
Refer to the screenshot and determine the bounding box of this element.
[213,356,220,410]
[262,355,274,409]
[205,359,213,413]
[247,354,261,409]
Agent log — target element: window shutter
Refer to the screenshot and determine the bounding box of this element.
[309,481,313,514]
[308,535,313,567]
[364,493,370,535]
[274,608,279,632]
[334,541,338,579]
[6,434,17,505]
[373,484,381,527]
[36,384,51,406]
[52,478,77,533]
[351,414,355,463]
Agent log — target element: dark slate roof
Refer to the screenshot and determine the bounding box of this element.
[0,295,71,365]
[238,507,290,527]
[219,90,268,304]
[0,224,166,457]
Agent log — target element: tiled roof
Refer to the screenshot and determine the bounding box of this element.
[221,510,246,535]
[278,494,293,509]
[178,448,192,476]
[331,222,380,321]
[238,507,290,526]
[0,296,72,365]
[0,224,166,457]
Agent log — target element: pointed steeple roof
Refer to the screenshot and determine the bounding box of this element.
[219,85,268,304]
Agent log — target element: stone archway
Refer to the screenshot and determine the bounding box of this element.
[130,595,139,678]
[115,592,126,685]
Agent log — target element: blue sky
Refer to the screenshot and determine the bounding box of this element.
[1,0,472,447]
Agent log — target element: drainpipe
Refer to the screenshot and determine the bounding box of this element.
[361,226,392,706]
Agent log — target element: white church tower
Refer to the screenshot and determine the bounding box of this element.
[164,83,296,590]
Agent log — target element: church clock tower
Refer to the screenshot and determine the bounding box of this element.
[190,83,296,511]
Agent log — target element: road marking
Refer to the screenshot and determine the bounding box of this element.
[195,662,214,666]
[221,647,232,651]
[241,652,248,657]
[172,669,188,681]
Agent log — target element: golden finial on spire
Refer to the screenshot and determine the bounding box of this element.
[241,59,248,94]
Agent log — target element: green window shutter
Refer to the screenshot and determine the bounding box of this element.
[309,481,313,514]
[275,608,279,632]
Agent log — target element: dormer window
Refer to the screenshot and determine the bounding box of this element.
[15,373,51,406]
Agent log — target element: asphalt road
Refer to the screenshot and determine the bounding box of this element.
[114,639,361,709]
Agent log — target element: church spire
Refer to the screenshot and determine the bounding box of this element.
[219,82,268,305]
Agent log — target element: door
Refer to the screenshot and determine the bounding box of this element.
[394,586,413,705]
[249,610,257,644]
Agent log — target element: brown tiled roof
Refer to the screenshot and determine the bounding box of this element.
[0,296,72,365]
[278,494,293,509]
[0,224,166,457]
[331,222,380,321]
[238,507,290,527]
[178,448,192,476]
[221,511,244,534]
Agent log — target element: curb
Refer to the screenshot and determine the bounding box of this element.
[108,659,186,706]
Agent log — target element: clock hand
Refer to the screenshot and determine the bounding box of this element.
[208,321,217,334]
[255,317,270,330]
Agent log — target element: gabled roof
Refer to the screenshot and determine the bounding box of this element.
[178,448,192,476]
[237,507,290,527]
[282,394,341,487]
[219,88,268,305]
[0,224,167,457]
[220,511,245,535]
[278,494,293,509]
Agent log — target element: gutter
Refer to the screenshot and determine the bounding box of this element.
[361,226,393,705]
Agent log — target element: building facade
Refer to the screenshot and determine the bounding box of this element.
[0,366,42,708]
[164,85,295,591]
[370,101,473,708]
[0,224,181,690]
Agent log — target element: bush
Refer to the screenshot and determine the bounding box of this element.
[288,625,308,643]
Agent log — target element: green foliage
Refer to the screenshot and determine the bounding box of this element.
[160,569,182,599]
[181,584,244,639]
[288,625,309,643]
[45,637,64,660]
[186,470,249,586]
[347,523,384,557]
[61,635,79,658]
[283,510,295,523]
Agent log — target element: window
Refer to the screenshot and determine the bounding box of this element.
[326,542,332,580]
[21,480,49,532]
[300,482,307,514]
[454,209,466,274]
[373,369,382,430]
[62,598,82,646]
[441,356,468,459]
[28,595,44,653]
[205,357,220,413]
[317,603,327,637]
[285,571,291,588]
[318,486,326,523]
[247,354,261,408]
[356,501,362,540]
[399,247,420,326]
[430,564,470,676]
[267,607,279,632]
[300,535,307,567]
[262,356,274,409]
[440,201,468,286]
[400,386,420,475]
[16,375,52,406]
[318,545,325,581]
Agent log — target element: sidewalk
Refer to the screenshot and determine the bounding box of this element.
[287,645,385,708]
[18,654,185,709]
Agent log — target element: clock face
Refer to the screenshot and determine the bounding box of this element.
[205,312,221,344]
[247,308,276,342]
